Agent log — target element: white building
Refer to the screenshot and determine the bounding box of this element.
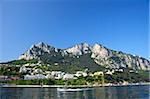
[24,74,36,80]
[24,74,45,80]
[75,71,88,77]
[33,69,43,74]
[51,71,65,79]
[19,66,27,73]
[19,66,32,74]
[105,70,114,75]
[35,74,45,79]
[45,74,53,79]
[63,74,75,80]
[23,63,30,66]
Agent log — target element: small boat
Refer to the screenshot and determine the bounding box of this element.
[57,81,93,92]
[57,88,83,92]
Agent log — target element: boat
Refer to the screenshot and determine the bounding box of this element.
[57,80,93,92]
[57,87,93,92]
[57,88,83,92]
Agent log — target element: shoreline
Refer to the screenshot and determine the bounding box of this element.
[1,82,150,88]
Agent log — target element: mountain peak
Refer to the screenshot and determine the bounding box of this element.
[19,42,57,60]
[63,42,91,56]
[36,42,45,47]
[80,42,89,46]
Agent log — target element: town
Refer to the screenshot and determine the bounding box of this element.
[0,61,149,86]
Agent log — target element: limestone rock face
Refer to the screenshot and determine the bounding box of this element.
[63,43,91,56]
[19,42,58,60]
[19,42,150,70]
[91,44,112,59]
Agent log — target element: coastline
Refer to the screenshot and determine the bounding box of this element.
[1,82,150,88]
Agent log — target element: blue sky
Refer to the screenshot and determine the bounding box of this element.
[0,0,149,62]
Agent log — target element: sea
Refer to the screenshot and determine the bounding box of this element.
[0,85,149,99]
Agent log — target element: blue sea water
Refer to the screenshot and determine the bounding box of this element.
[0,85,149,99]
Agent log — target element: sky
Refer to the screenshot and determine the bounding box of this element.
[0,0,149,62]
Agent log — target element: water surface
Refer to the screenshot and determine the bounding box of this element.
[0,85,149,99]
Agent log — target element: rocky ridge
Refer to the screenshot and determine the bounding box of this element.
[19,42,150,70]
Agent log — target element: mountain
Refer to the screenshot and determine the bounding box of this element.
[19,42,150,71]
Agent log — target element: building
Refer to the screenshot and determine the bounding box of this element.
[24,74,45,80]
[63,74,75,80]
[51,71,65,79]
[19,66,32,74]
[75,71,88,77]
[93,71,104,76]
[105,70,114,75]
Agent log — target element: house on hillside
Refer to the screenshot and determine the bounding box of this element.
[63,74,75,80]
[75,71,88,77]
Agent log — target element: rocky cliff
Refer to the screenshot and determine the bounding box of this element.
[19,42,150,70]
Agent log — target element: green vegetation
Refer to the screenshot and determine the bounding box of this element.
[0,77,98,85]
[47,65,85,73]
[39,53,106,72]
[0,79,55,85]
[6,59,38,65]
[0,66,20,76]
[104,70,150,83]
